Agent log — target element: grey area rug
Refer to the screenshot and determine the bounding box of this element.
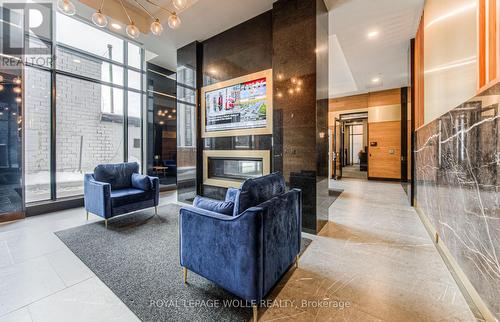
[56,204,311,322]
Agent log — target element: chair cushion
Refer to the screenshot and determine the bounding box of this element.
[237,172,286,213]
[131,173,151,191]
[94,162,139,190]
[193,196,234,216]
[110,188,151,208]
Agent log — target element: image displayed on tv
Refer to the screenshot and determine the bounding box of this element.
[205,77,267,132]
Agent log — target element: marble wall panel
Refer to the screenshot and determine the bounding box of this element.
[415,83,500,318]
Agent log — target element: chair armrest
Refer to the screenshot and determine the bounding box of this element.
[179,205,264,301]
[131,173,152,191]
[84,174,111,218]
[149,176,160,206]
[193,196,234,216]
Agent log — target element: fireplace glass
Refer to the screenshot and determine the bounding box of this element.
[208,157,263,181]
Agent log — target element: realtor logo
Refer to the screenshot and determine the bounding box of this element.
[1,2,53,67]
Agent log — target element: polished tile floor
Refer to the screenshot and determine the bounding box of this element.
[260,179,475,321]
[0,180,475,322]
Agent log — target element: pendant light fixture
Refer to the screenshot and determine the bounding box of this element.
[146,0,182,30]
[57,0,76,16]
[172,0,187,11]
[126,22,140,39]
[151,18,163,35]
[134,0,163,36]
[167,13,181,29]
[119,0,140,39]
[91,0,108,28]
[64,0,186,38]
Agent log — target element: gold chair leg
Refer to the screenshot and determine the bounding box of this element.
[86,211,89,221]
[155,206,158,216]
[105,219,108,229]
[295,255,299,268]
[183,267,187,284]
[253,305,258,322]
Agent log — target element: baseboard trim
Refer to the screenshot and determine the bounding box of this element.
[414,203,497,322]
[26,198,84,217]
[0,212,25,223]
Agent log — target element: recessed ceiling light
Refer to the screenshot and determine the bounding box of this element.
[110,22,122,30]
[371,77,381,83]
[367,30,379,39]
[73,59,81,63]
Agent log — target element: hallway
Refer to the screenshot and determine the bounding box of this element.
[260,179,475,321]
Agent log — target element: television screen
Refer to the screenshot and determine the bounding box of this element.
[204,77,268,132]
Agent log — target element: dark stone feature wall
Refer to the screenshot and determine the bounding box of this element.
[176,0,330,234]
[272,0,330,233]
[202,11,273,87]
[415,82,500,318]
[200,11,273,198]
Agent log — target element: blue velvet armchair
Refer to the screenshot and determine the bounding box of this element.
[179,173,302,321]
[84,162,159,228]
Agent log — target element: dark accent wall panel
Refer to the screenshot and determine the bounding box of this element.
[202,11,273,86]
[199,11,273,197]
[177,0,331,234]
[273,0,317,180]
[272,0,330,233]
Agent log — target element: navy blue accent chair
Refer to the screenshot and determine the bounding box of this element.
[179,172,302,320]
[84,162,160,228]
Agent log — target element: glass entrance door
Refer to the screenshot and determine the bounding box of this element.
[332,118,343,180]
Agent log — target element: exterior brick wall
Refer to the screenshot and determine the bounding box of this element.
[25,48,142,199]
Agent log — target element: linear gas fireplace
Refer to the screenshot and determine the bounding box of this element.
[203,150,270,188]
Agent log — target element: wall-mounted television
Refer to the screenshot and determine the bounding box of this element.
[201,69,273,138]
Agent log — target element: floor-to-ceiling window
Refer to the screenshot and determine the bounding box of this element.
[24,13,144,203]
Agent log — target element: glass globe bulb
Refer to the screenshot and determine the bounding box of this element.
[13,77,21,85]
[15,97,22,104]
[0,84,4,92]
[167,13,181,29]
[0,75,3,82]
[13,87,21,94]
[57,0,76,16]
[92,10,108,28]
[126,23,140,39]
[150,19,163,36]
[172,0,187,11]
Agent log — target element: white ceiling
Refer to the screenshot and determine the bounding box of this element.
[74,0,423,92]
[75,0,274,71]
[135,0,275,71]
[326,0,424,98]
